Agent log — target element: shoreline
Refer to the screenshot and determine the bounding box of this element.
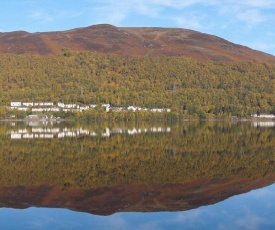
[1,117,274,123]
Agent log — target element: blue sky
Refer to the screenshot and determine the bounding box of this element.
[1,0,275,55]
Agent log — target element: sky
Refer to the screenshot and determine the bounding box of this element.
[1,0,275,55]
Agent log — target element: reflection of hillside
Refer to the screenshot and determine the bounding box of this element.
[0,122,274,189]
[0,177,275,216]
[0,122,274,215]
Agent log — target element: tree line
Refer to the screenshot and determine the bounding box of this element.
[0,50,274,118]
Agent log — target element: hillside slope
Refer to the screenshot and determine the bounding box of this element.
[0,52,274,116]
[0,24,275,63]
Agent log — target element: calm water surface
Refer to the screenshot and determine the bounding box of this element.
[0,120,274,230]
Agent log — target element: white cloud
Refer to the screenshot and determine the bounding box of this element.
[28,10,53,23]
[173,15,203,30]
[237,9,266,27]
[151,0,204,8]
[234,0,275,8]
[83,0,275,29]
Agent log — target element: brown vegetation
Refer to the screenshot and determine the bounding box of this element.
[0,24,275,63]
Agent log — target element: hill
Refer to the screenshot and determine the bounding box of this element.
[1,24,275,63]
[0,51,274,117]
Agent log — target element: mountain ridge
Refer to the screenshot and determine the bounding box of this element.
[1,24,275,63]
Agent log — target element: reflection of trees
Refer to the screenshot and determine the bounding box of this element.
[0,122,274,189]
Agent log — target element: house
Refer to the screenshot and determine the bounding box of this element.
[102,104,110,112]
[150,108,163,112]
[79,106,89,111]
[64,104,77,109]
[49,107,60,112]
[110,105,128,112]
[259,114,275,119]
[128,106,138,112]
[22,102,34,107]
[44,102,54,106]
[17,107,28,111]
[57,102,65,108]
[251,113,275,119]
[11,102,22,107]
[62,108,71,113]
[32,108,44,112]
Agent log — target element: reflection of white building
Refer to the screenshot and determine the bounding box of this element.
[11,134,22,139]
[252,122,275,128]
[9,126,171,139]
[10,106,28,111]
[102,128,110,137]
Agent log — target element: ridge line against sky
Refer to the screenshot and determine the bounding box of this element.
[1,0,275,55]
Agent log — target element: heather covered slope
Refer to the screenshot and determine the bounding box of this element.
[1,24,275,63]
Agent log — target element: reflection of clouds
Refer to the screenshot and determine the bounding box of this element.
[28,216,55,229]
[175,209,212,229]
[249,188,275,198]
[104,215,130,230]
[171,185,275,229]
[136,222,160,230]
[28,217,83,229]
[176,209,203,222]
[2,184,275,229]
[236,214,265,230]
[105,214,162,230]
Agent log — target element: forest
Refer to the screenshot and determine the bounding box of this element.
[0,50,274,119]
[0,122,274,189]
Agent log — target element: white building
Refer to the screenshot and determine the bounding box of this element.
[102,104,110,112]
[22,102,34,107]
[251,113,275,119]
[16,107,28,111]
[11,102,21,107]
[57,102,65,108]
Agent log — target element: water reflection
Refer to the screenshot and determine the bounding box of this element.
[8,125,171,139]
[1,184,275,230]
[0,121,274,227]
[252,121,275,128]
